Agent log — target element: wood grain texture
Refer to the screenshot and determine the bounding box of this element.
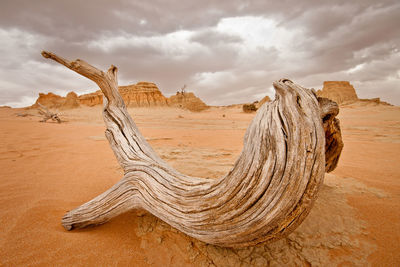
[317,97,344,172]
[42,51,342,247]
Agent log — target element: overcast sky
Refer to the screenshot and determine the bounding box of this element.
[1,0,399,107]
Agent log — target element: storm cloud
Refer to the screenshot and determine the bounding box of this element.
[1,0,399,106]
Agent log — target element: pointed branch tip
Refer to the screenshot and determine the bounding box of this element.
[41,51,51,58]
[109,65,118,73]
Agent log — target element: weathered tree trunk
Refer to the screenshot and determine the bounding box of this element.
[37,102,62,123]
[42,51,342,247]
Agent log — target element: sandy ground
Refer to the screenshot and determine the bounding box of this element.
[0,103,399,266]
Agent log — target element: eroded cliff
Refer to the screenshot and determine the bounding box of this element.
[316,81,358,105]
[32,82,208,111]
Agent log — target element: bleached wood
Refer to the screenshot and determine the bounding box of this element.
[37,102,61,123]
[42,51,342,247]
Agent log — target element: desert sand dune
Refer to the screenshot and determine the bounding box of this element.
[0,104,399,266]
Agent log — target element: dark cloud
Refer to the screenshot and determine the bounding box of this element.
[0,0,399,107]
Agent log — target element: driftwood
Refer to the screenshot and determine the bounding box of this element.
[42,51,343,247]
[37,102,62,123]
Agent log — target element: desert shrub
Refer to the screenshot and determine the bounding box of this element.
[243,103,257,113]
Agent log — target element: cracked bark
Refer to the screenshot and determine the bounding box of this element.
[42,51,342,247]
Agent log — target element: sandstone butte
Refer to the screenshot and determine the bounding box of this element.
[31,81,390,112]
[31,82,208,111]
[242,81,392,114]
[316,81,391,106]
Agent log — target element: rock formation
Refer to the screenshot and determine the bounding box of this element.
[168,92,208,112]
[64,92,80,109]
[32,92,65,109]
[119,82,169,107]
[316,81,392,106]
[78,91,103,106]
[316,81,358,105]
[32,82,208,111]
[77,82,168,107]
[31,92,80,110]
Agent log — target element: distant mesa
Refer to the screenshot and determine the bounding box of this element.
[78,82,169,107]
[31,82,208,111]
[316,81,358,105]
[31,80,391,112]
[316,81,391,106]
[242,80,391,113]
[120,82,169,107]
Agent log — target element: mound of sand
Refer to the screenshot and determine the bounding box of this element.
[354,98,392,107]
[168,92,208,112]
[2,104,399,265]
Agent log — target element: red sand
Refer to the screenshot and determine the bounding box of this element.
[0,104,399,266]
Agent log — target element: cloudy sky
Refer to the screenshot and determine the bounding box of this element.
[1,0,399,107]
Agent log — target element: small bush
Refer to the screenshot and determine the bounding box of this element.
[243,103,257,113]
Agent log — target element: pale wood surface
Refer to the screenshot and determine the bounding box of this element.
[37,102,61,123]
[42,51,341,247]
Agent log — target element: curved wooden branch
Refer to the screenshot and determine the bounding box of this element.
[42,51,342,247]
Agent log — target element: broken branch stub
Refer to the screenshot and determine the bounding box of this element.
[42,51,343,247]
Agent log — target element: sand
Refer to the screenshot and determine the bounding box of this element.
[0,104,399,266]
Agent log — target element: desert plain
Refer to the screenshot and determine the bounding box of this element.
[0,101,399,266]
